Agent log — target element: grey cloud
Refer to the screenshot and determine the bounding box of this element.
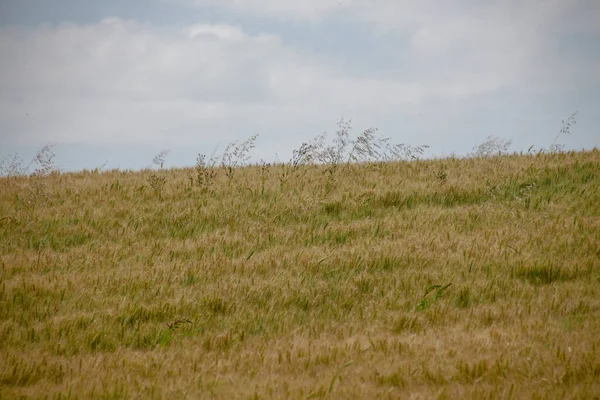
[0,2,598,168]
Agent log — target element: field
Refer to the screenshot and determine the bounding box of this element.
[1,149,599,399]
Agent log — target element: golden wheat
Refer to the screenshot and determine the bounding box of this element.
[0,150,599,399]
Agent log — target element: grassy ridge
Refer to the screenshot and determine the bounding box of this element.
[1,150,599,399]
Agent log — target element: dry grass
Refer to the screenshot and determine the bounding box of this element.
[1,149,599,399]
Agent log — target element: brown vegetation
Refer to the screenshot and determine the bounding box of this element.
[1,148,599,399]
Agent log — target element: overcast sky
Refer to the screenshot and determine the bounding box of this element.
[0,0,598,171]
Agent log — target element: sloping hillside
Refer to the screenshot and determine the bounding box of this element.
[1,150,599,398]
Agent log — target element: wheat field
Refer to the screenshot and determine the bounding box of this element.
[1,149,599,399]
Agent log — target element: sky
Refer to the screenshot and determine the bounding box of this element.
[0,0,598,172]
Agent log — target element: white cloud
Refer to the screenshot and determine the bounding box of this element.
[185,0,600,35]
[1,1,598,157]
[182,1,600,91]
[184,0,343,22]
[0,18,461,148]
[0,20,286,145]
